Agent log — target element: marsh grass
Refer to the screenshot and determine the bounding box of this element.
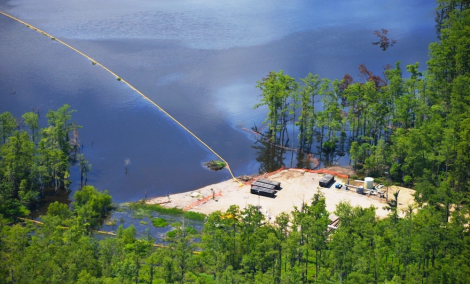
[127,202,206,221]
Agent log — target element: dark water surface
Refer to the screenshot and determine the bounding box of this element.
[0,0,437,204]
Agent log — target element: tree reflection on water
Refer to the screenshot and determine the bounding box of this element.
[252,137,286,174]
[253,129,349,173]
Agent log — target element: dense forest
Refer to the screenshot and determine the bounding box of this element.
[1,0,470,283]
[0,104,92,218]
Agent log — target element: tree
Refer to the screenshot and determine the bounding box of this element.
[21,112,39,143]
[304,193,329,280]
[288,89,301,167]
[255,71,298,144]
[0,112,16,144]
[372,29,396,51]
[202,211,232,281]
[45,104,76,155]
[297,74,321,151]
[73,185,112,231]
[166,219,197,282]
[0,130,36,216]
[77,154,92,188]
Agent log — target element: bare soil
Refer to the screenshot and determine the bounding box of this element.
[323,166,356,177]
[146,169,415,220]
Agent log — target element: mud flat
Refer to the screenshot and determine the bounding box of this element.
[146,169,414,219]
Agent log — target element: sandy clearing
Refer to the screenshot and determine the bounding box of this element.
[388,185,416,214]
[146,169,414,219]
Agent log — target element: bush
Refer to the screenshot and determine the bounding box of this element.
[403,175,413,187]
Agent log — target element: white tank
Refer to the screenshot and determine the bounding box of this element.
[364,177,374,189]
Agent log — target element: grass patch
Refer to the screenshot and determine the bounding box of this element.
[140,220,148,225]
[184,211,206,221]
[204,160,226,171]
[129,202,183,215]
[151,217,168,227]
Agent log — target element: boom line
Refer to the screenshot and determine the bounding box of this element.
[0,10,243,186]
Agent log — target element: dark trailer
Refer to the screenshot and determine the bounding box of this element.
[256,178,281,190]
[319,174,335,187]
[252,181,280,191]
[250,185,276,197]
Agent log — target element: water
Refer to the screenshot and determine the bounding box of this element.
[99,208,204,244]
[0,0,437,204]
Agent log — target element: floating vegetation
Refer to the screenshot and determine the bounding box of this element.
[131,207,153,219]
[140,220,148,225]
[92,61,97,65]
[116,77,121,81]
[151,217,168,227]
[105,219,117,226]
[166,226,198,238]
[51,37,55,40]
[204,160,226,171]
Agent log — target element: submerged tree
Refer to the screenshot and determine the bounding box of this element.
[372,29,397,51]
[78,154,92,188]
[297,74,322,151]
[124,158,131,174]
[255,70,298,145]
[0,105,90,218]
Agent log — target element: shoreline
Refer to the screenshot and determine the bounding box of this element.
[146,168,415,219]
